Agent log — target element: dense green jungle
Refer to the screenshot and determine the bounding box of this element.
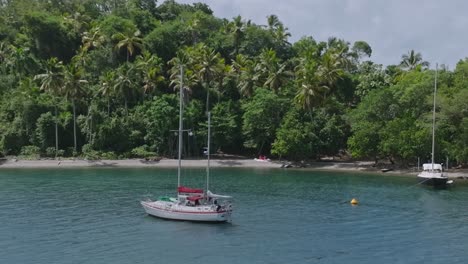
[0,0,467,166]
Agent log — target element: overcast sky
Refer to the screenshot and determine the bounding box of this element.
[176,0,468,68]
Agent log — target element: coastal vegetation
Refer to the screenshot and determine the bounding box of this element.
[0,0,467,166]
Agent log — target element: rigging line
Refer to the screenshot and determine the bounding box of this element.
[410,177,432,187]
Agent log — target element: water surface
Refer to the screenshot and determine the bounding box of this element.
[1,168,467,264]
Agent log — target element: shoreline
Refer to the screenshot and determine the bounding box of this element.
[0,158,467,179]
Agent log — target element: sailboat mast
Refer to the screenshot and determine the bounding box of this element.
[431,64,438,171]
[206,111,211,192]
[178,66,184,188]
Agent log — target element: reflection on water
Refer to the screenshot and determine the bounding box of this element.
[0,168,468,264]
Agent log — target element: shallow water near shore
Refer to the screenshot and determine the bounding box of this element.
[1,168,468,264]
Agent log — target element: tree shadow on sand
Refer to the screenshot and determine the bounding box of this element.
[216,160,243,167]
[86,160,118,167]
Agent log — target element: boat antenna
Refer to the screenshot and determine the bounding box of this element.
[178,66,184,188]
[431,63,438,172]
[206,111,211,192]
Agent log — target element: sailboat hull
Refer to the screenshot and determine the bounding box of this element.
[141,201,231,222]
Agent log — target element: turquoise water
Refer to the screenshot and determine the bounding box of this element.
[1,168,467,264]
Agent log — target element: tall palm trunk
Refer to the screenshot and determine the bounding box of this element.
[205,81,210,114]
[124,97,128,115]
[90,115,93,146]
[72,99,77,154]
[55,105,59,158]
[107,98,111,116]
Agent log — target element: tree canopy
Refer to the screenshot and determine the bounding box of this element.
[0,0,467,166]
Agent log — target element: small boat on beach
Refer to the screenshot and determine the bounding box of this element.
[254,155,270,162]
[141,66,232,222]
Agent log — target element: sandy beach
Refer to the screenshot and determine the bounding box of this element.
[1,158,467,179]
[0,158,281,169]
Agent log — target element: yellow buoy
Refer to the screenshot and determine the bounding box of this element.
[350,198,359,205]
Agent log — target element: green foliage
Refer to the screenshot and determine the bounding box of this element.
[271,108,318,159]
[379,117,428,163]
[453,59,468,92]
[131,94,179,155]
[438,89,468,164]
[98,15,137,39]
[34,112,56,150]
[19,145,40,159]
[1,127,28,155]
[129,9,158,35]
[355,61,390,99]
[348,69,453,163]
[131,145,156,158]
[242,88,286,153]
[0,0,467,166]
[272,102,348,160]
[352,41,372,58]
[45,147,57,158]
[241,25,276,58]
[24,11,80,61]
[81,143,100,160]
[145,20,188,62]
[206,100,242,153]
[93,115,135,153]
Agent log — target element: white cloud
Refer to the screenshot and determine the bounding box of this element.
[175,0,468,67]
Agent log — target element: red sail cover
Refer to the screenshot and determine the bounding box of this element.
[178,186,204,193]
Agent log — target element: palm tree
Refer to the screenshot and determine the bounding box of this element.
[113,30,144,62]
[64,12,91,35]
[192,44,225,113]
[265,15,290,48]
[99,71,116,116]
[213,64,232,103]
[8,46,38,80]
[294,58,328,112]
[255,49,292,93]
[294,45,349,112]
[168,50,196,93]
[0,42,11,74]
[266,14,282,31]
[34,57,65,157]
[400,50,429,70]
[228,16,248,56]
[81,27,105,52]
[317,51,347,88]
[187,17,201,45]
[240,67,257,98]
[135,51,164,98]
[232,54,257,98]
[274,24,291,46]
[63,62,88,153]
[114,63,137,114]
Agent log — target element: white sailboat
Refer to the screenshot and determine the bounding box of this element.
[417,64,452,187]
[141,67,233,222]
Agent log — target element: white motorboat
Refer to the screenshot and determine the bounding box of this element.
[141,67,232,222]
[417,163,449,187]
